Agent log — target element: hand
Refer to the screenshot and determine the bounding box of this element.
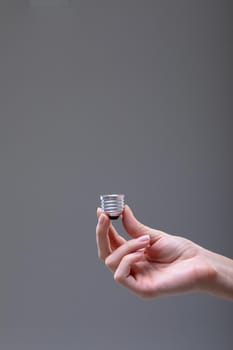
[96,205,216,298]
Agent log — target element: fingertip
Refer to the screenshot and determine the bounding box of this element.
[99,212,110,226]
[123,204,131,213]
[122,205,149,238]
[122,204,137,228]
[122,204,133,221]
[97,207,102,218]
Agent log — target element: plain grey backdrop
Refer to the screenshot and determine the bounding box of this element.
[0,0,232,349]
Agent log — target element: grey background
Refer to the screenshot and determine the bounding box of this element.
[0,0,232,349]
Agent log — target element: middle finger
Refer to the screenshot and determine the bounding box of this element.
[105,234,150,272]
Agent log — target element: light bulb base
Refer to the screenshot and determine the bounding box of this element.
[109,215,120,220]
[100,194,125,220]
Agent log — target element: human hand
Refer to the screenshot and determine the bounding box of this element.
[96,205,217,298]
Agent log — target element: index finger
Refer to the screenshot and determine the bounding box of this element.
[97,208,126,250]
[96,213,111,261]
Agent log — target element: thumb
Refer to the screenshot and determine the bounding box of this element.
[122,205,151,238]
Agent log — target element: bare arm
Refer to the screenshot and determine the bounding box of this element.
[203,249,233,300]
[96,205,233,300]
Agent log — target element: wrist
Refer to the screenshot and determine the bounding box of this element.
[201,248,233,300]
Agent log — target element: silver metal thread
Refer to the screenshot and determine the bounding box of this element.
[100,194,125,220]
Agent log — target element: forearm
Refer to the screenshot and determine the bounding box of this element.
[203,249,233,300]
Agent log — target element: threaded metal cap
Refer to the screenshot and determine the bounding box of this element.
[100,194,125,220]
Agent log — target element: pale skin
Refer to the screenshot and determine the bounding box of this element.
[96,205,233,300]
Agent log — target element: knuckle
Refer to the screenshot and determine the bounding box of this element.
[137,222,147,235]
[105,256,115,270]
[113,272,122,283]
[122,254,131,264]
[98,251,105,261]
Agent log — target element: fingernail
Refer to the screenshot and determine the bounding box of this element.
[137,234,150,242]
